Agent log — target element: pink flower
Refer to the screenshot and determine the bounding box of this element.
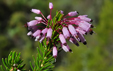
[41,28,48,35]
[27,20,39,27]
[31,9,41,14]
[47,15,50,19]
[68,25,77,36]
[60,10,63,14]
[76,27,86,35]
[62,27,70,39]
[39,35,45,43]
[26,2,94,56]
[68,11,78,16]
[32,30,41,37]
[69,37,79,46]
[62,45,72,52]
[35,17,42,21]
[78,15,92,22]
[46,28,52,39]
[78,21,91,32]
[53,46,57,58]
[35,35,41,41]
[77,33,87,45]
[27,31,32,36]
[59,34,66,45]
[49,2,53,9]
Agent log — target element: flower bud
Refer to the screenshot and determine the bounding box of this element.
[53,46,57,58]
[60,10,63,14]
[77,33,86,44]
[59,34,66,45]
[32,30,41,37]
[62,45,72,52]
[42,28,48,35]
[69,38,79,46]
[47,15,50,19]
[68,11,78,16]
[27,20,38,27]
[78,15,92,22]
[62,27,70,39]
[78,21,91,32]
[49,2,53,9]
[27,31,32,36]
[35,17,42,21]
[68,25,77,36]
[46,28,52,39]
[31,9,41,14]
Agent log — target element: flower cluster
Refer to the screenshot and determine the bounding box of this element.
[26,2,94,58]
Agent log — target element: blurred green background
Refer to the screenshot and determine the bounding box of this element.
[0,0,113,71]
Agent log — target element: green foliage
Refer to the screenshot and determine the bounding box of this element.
[30,39,55,71]
[0,51,26,71]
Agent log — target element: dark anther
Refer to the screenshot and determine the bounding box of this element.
[40,33,43,36]
[91,25,94,28]
[77,11,79,14]
[63,43,67,46]
[83,41,87,45]
[90,31,93,35]
[76,43,79,46]
[69,49,72,52]
[90,19,93,22]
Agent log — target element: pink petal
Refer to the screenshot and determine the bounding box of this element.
[68,25,77,36]
[69,38,79,46]
[76,27,86,35]
[53,46,57,58]
[62,45,72,52]
[27,31,32,36]
[27,20,39,27]
[31,9,41,14]
[77,33,86,44]
[59,34,66,45]
[35,17,42,21]
[62,27,70,39]
[42,28,48,35]
[32,30,41,37]
[78,21,91,32]
[68,11,78,16]
[47,15,50,19]
[49,2,53,9]
[46,28,52,39]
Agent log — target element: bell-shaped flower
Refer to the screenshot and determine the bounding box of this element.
[53,46,57,58]
[77,33,87,45]
[68,11,78,16]
[78,15,92,22]
[39,35,45,43]
[47,15,50,19]
[68,25,77,36]
[76,27,86,35]
[49,2,53,9]
[35,17,43,21]
[42,28,48,35]
[69,37,79,46]
[78,21,91,32]
[59,34,66,45]
[31,9,41,14]
[32,30,41,37]
[35,35,41,41]
[62,44,72,52]
[27,31,32,36]
[46,28,52,39]
[62,27,70,39]
[27,20,39,27]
